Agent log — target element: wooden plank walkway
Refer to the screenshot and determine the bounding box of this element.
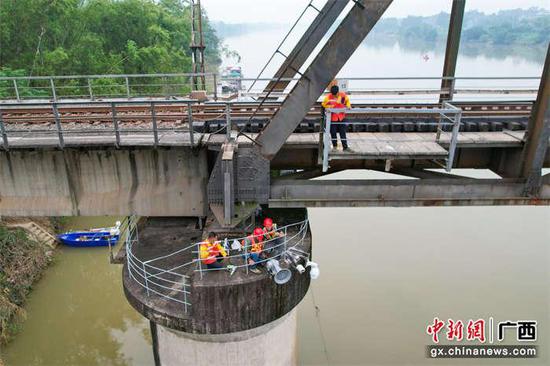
[206,131,527,149]
[330,132,448,159]
[205,131,529,162]
[435,131,524,147]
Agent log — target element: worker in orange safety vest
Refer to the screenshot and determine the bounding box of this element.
[200,232,227,269]
[262,217,285,255]
[321,85,352,151]
[262,217,280,240]
[242,227,265,274]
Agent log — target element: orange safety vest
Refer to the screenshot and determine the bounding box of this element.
[263,223,279,241]
[323,92,349,122]
[243,235,263,254]
[200,241,223,264]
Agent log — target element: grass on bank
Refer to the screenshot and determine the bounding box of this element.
[0,226,52,344]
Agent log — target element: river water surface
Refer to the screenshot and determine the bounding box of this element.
[2,29,550,366]
[1,217,154,366]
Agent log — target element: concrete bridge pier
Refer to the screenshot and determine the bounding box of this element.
[123,213,311,366]
[152,309,298,366]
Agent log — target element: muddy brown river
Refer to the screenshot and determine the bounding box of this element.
[2,183,549,365]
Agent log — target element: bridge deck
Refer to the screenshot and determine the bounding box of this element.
[4,132,200,148]
[208,131,526,148]
[3,130,527,150]
[331,134,448,160]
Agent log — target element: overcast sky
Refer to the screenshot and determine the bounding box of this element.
[201,0,550,23]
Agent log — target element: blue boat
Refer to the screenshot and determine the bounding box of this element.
[58,222,121,247]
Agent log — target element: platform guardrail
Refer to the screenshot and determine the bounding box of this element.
[322,102,462,172]
[125,219,310,312]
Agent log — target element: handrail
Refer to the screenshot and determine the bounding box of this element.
[197,221,309,273]
[125,218,310,310]
[321,103,462,172]
[0,75,540,104]
[0,99,204,150]
[0,72,218,102]
[0,74,540,82]
[0,72,216,81]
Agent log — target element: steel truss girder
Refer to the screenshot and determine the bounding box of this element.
[440,0,465,102]
[386,167,468,180]
[269,178,550,207]
[256,0,393,159]
[521,44,550,195]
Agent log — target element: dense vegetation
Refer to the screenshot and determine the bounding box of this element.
[0,226,51,344]
[0,0,222,98]
[0,0,221,75]
[371,8,549,47]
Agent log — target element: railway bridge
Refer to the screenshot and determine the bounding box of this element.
[1,1,549,365]
[1,82,548,216]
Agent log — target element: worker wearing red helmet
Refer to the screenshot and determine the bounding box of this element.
[241,227,265,274]
[262,218,279,240]
[263,217,284,254]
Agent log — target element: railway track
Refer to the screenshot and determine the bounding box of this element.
[0,100,533,134]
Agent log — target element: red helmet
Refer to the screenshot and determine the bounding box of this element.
[263,218,273,227]
[253,227,264,238]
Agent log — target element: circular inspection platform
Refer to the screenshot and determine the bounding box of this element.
[123,208,312,334]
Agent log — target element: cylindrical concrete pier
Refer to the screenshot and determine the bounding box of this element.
[153,309,297,366]
[123,211,311,366]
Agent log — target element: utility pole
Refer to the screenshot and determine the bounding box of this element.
[190,0,206,90]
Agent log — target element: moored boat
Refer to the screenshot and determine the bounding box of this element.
[57,221,121,247]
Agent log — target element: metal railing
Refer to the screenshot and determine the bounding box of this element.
[0,98,289,149]
[322,102,462,172]
[125,219,310,311]
[0,99,234,150]
[110,215,137,262]
[241,76,540,103]
[0,97,531,151]
[125,216,193,312]
[0,73,219,101]
[195,220,310,277]
[0,74,540,103]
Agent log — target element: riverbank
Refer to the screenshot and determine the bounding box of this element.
[1,216,154,365]
[0,218,57,345]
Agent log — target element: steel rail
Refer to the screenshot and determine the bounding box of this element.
[0,102,533,115]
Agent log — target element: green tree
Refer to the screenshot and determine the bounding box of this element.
[0,0,221,76]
